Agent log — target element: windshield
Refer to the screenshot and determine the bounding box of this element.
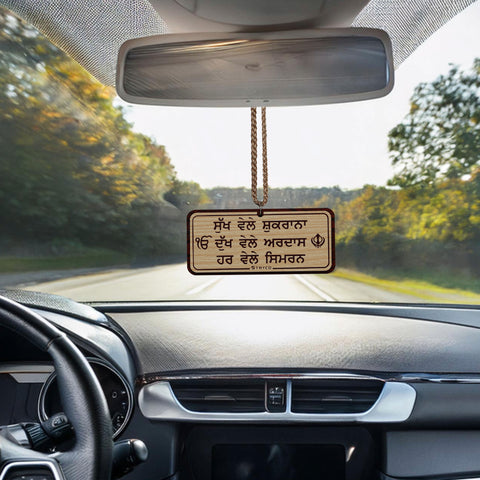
[1,4,479,304]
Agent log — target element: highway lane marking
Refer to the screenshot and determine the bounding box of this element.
[293,274,336,301]
[185,277,222,295]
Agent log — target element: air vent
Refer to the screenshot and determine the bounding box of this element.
[170,379,266,413]
[291,379,383,414]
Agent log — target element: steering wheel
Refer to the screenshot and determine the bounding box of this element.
[0,295,113,480]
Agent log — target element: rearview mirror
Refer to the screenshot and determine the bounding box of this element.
[116,29,394,107]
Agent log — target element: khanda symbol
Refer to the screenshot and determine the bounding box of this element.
[311,233,325,248]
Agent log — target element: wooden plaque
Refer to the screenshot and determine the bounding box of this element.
[187,208,335,275]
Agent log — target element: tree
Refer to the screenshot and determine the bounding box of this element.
[0,7,180,255]
[402,170,480,242]
[164,180,210,213]
[388,59,480,188]
[336,186,402,242]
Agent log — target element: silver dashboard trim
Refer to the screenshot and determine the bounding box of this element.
[144,372,386,381]
[143,371,480,385]
[285,379,293,413]
[398,375,480,384]
[0,364,54,384]
[0,460,63,480]
[9,373,52,383]
[139,380,416,423]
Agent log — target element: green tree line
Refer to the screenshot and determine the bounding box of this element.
[315,60,480,286]
[0,8,207,259]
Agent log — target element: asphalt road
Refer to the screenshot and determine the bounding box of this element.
[21,262,422,303]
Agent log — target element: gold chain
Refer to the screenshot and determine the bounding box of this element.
[250,107,268,208]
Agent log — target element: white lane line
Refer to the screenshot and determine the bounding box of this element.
[185,277,222,296]
[293,274,336,301]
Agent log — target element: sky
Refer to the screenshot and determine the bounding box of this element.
[119,2,480,190]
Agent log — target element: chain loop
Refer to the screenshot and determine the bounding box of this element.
[251,107,268,208]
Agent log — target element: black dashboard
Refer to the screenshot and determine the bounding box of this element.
[1,289,480,480]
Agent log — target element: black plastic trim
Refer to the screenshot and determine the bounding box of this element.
[406,383,480,427]
[0,289,108,325]
[93,301,480,330]
[384,431,480,478]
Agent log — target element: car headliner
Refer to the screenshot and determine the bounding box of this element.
[1,0,477,87]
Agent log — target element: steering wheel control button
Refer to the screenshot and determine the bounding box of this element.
[51,415,66,427]
[266,381,286,412]
[42,413,72,440]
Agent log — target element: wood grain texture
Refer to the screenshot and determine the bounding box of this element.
[187,208,335,275]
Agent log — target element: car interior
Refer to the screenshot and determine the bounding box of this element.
[1,1,480,480]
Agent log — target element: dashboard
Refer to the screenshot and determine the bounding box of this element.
[1,289,480,480]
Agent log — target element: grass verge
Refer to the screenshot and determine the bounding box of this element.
[0,249,131,273]
[332,268,480,304]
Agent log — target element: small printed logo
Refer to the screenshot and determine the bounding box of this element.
[311,233,325,248]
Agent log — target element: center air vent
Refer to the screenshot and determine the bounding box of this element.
[291,379,383,414]
[170,379,266,413]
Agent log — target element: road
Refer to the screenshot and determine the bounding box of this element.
[20,263,422,303]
